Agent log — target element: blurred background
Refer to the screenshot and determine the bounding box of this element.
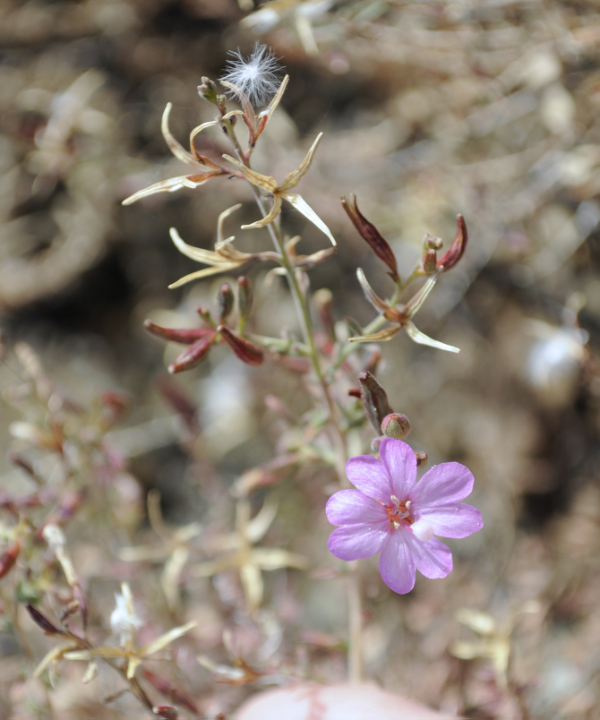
[1,1,600,718]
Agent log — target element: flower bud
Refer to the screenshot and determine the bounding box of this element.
[381,413,411,440]
[358,371,393,433]
[421,248,437,274]
[237,276,253,329]
[198,77,218,104]
[437,214,467,272]
[217,283,235,323]
[342,195,399,281]
[219,326,264,366]
[169,335,216,374]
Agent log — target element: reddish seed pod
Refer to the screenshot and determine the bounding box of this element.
[0,540,20,579]
[437,214,467,271]
[219,326,264,366]
[144,320,213,345]
[358,371,393,433]
[143,670,199,714]
[168,334,216,374]
[153,706,178,719]
[26,604,64,636]
[342,195,399,281]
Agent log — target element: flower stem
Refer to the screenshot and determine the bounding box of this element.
[221,118,361,679]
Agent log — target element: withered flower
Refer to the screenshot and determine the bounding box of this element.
[451,602,540,689]
[63,583,196,679]
[223,133,336,246]
[351,268,460,352]
[168,205,277,288]
[120,490,201,612]
[122,103,234,206]
[193,498,307,612]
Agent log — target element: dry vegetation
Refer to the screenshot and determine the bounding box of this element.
[1,1,600,718]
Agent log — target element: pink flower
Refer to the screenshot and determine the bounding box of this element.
[326,439,483,594]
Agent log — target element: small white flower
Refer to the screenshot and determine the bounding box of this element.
[110,582,143,647]
[220,43,282,107]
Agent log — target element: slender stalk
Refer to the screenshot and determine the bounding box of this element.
[221,116,360,679]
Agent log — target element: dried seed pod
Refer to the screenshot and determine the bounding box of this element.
[219,326,264,366]
[438,214,467,271]
[143,670,199,714]
[26,604,64,636]
[169,334,216,374]
[0,540,20,579]
[342,195,399,281]
[144,321,213,345]
[358,372,393,432]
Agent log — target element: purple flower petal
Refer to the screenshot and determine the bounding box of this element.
[328,522,389,561]
[345,455,392,504]
[379,439,417,499]
[406,535,452,579]
[326,490,387,527]
[378,531,416,594]
[411,462,474,508]
[416,503,483,539]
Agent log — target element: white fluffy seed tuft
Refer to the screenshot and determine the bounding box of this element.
[220,43,283,108]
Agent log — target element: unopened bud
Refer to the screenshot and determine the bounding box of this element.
[196,306,214,326]
[169,334,216,374]
[198,77,218,104]
[421,248,437,274]
[217,283,234,323]
[437,214,467,271]
[415,451,428,467]
[381,413,411,440]
[219,326,264,366]
[358,371,393,433]
[371,437,382,452]
[237,276,253,329]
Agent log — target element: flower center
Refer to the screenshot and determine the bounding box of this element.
[385,495,415,530]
